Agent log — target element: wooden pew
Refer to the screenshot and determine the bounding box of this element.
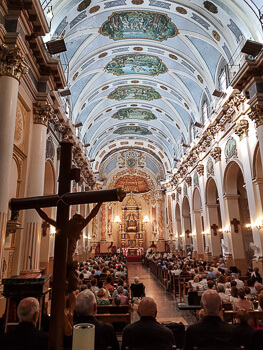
[223,310,263,323]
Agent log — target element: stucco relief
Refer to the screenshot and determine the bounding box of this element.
[15,100,26,151]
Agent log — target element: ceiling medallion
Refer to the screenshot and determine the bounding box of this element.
[131,80,139,83]
[169,54,178,60]
[132,0,144,4]
[204,1,218,14]
[100,11,178,42]
[176,7,187,14]
[160,85,167,90]
[102,85,109,90]
[81,103,86,110]
[89,5,100,14]
[197,75,203,83]
[212,30,220,41]
[73,72,79,81]
[106,108,112,112]
[105,54,167,76]
[99,52,108,58]
[184,103,189,110]
[133,47,143,51]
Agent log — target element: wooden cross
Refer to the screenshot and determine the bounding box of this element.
[231,218,240,233]
[211,224,218,236]
[9,142,126,350]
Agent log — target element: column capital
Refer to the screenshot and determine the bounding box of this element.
[248,104,263,128]
[0,44,29,82]
[233,119,249,140]
[196,164,204,176]
[33,102,54,127]
[185,176,192,186]
[210,146,221,162]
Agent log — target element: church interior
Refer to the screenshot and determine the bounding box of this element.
[0,0,263,347]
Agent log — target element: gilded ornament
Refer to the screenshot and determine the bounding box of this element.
[197,75,203,83]
[186,177,192,186]
[99,52,108,58]
[73,72,79,81]
[81,103,86,110]
[233,119,249,140]
[160,85,167,90]
[204,1,218,13]
[196,164,204,176]
[102,85,109,90]
[132,0,144,4]
[89,5,100,14]
[248,105,263,127]
[169,54,178,60]
[177,187,181,195]
[133,47,143,51]
[184,103,189,110]
[210,146,221,162]
[0,44,29,82]
[176,7,187,14]
[212,30,220,41]
[33,102,54,127]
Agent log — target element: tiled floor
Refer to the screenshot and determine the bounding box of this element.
[128,262,196,326]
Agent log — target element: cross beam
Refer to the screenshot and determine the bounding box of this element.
[8,142,126,350]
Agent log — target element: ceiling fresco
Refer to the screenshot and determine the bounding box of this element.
[113,126,152,135]
[46,0,263,181]
[100,11,178,41]
[105,54,167,76]
[108,85,161,100]
[111,108,157,120]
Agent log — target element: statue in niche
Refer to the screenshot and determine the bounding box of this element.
[126,212,138,232]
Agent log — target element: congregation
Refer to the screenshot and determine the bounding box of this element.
[2,252,263,349]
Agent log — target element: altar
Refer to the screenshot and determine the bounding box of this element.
[128,248,138,256]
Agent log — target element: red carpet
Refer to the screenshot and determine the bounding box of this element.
[126,255,142,262]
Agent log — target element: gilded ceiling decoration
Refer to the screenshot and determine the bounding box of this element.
[113,126,152,135]
[100,11,178,41]
[111,108,157,121]
[115,175,150,193]
[105,54,167,76]
[108,85,161,100]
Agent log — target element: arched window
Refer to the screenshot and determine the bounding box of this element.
[219,66,228,92]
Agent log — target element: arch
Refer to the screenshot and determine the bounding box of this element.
[44,160,56,196]
[193,187,202,211]
[206,176,219,205]
[253,143,263,179]
[224,160,245,195]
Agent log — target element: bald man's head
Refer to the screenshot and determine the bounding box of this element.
[201,290,221,316]
[17,297,39,326]
[138,297,157,318]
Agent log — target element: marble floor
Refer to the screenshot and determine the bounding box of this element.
[127,262,196,326]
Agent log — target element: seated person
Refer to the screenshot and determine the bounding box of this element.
[2,297,48,350]
[233,288,254,311]
[184,290,239,350]
[121,297,174,350]
[217,284,230,302]
[96,288,110,305]
[130,276,146,299]
[74,290,119,350]
[112,286,128,305]
[235,309,254,350]
[189,275,204,291]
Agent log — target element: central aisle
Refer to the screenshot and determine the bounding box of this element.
[127,262,196,325]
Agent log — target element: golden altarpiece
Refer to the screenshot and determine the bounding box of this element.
[120,192,144,253]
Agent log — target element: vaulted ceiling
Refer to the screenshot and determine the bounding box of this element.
[46,0,262,181]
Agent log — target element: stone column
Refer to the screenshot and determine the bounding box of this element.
[192,210,204,259]
[205,204,222,257]
[0,45,28,278]
[224,194,246,273]
[20,103,53,272]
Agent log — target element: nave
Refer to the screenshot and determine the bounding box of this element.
[128,262,195,326]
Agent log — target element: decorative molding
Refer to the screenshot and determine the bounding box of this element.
[33,102,53,127]
[210,147,221,162]
[233,119,249,140]
[0,44,29,82]
[248,105,263,128]
[185,176,192,186]
[196,164,204,176]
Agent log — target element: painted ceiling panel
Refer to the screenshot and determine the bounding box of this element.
[47,0,261,176]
